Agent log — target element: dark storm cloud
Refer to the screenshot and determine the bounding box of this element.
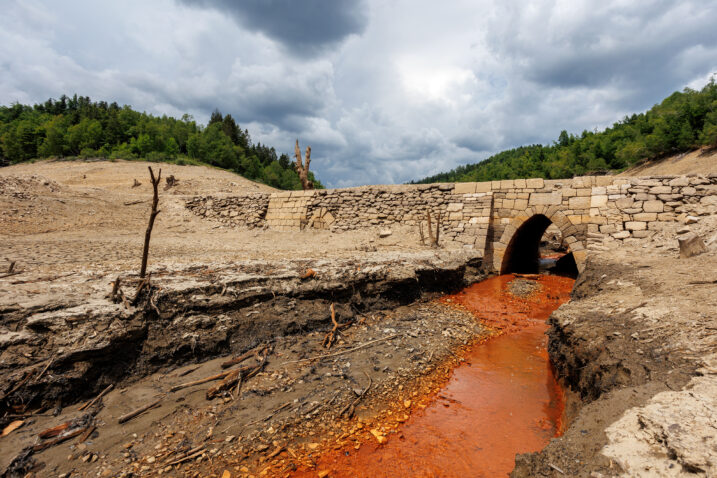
[178,0,368,54]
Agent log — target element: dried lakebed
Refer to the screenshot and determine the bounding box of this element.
[2,253,489,476]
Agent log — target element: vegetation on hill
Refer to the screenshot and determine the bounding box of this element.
[0,95,323,190]
[415,79,717,183]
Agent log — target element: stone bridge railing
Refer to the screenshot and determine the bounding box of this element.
[186,173,717,272]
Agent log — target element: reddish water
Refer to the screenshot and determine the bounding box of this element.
[293,274,574,478]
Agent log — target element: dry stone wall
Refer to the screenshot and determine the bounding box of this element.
[185,194,269,229]
[185,173,717,270]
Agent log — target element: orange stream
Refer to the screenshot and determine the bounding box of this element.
[293,274,574,478]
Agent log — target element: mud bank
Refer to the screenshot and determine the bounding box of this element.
[1,253,488,476]
[513,232,717,477]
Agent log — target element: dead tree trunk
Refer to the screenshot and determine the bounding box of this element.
[140,166,161,278]
[294,139,314,190]
[422,210,440,247]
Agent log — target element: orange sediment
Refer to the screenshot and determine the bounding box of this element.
[292,274,574,478]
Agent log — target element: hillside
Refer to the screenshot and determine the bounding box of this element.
[0,95,323,190]
[415,79,717,183]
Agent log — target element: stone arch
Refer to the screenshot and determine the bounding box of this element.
[492,206,586,274]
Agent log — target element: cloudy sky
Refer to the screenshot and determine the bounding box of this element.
[2,1,716,187]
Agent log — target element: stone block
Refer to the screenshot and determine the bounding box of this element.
[514,179,527,188]
[453,182,476,194]
[678,233,708,258]
[591,186,607,195]
[572,176,592,188]
[513,199,528,210]
[568,215,582,225]
[525,178,544,189]
[529,192,562,206]
[612,230,631,239]
[643,200,664,213]
[595,176,615,187]
[633,213,657,221]
[615,197,634,210]
[576,188,591,197]
[500,179,515,189]
[625,221,647,231]
[446,203,464,212]
[668,177,689,187]
[569,196,591,209]
[590,195,608,208]
[649,186,672,194]
[475,181,492,193]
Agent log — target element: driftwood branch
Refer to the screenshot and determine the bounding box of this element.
[118,396,163,424]
[140,166,161,278]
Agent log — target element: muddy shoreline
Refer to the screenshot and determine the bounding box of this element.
[1,254,489,476]
[513,235,717,477]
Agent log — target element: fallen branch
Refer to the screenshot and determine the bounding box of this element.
[2,369,35,400]
[322,304,352,349]
[207,356,267,400]
[77,425,96,444]
[171,370,234,393]
[339,372,372,418]
[33,427,87,452]
[220,344,266,369]
[166,447,205,466]
[78,384,113,411]
[38,422,70,439]
[118,396,163,424]
[283,333,402,365]
[123,200,144,206]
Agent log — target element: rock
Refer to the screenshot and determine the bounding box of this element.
[378,229,392,238]
[684,215,699,225]
[370,429,387,444]
[677,227,691,235]
[678,233,708,259]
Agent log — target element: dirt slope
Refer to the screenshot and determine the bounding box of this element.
[619,147,717,177]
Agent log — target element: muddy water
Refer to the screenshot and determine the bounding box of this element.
[295,274,574,478]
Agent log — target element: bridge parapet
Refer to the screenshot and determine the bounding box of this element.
[186,173,717,272]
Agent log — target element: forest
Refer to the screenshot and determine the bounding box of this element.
[416,79,717,184]
[0,95,322,190]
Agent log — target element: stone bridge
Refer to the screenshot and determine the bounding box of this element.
[187,174,717,274]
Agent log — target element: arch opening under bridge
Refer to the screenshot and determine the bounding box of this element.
[492,210,585,277]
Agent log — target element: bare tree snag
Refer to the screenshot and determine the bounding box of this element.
[132,178,141,188]
[421,211,441,247]
[426,211,435,245]
[140,167,161,278]
[434,212,441,246]
[294,139,314,190]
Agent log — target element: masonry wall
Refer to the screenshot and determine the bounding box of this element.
[185,173,717,259]
[185,193,270,229]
